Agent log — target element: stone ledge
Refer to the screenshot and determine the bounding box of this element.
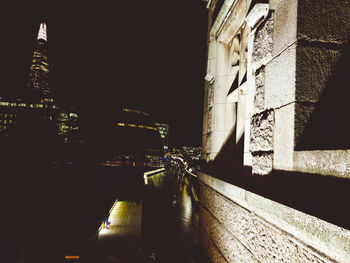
[200,203,258,262]
[294,150,350,178]
[198,172,350,263]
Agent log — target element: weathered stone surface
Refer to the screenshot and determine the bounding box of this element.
[273,0,297,56]
[298,248,326,263]
[236,88,246,143]
[200,184,299,262]
[294,150,350,178]
[206,108,212,134]
[252,12,274,64]
[252,152,273,175]
[296,45,342,103]
[199,226,229,263]
[265,43,296,109]
[273,103,294,170]
[211,103,226,132]
[269,0,282,10]
[217,0,247,44]
[199,173,350,263]
[254,67,265,113]
[294,102,316,148]
[250,110,274,152]
[200,205,258,263]
[213,75,230,104]
[201,135,207,156]
[202,110,208,135]
[207,84,214,109]
[205,132,212,153]
[298,0,350,44]
[211,130,227,153]
[224,102,236,132]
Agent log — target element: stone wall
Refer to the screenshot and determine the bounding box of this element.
[202,0,350,176]
[198,172,350,263]
[200,0,350,261]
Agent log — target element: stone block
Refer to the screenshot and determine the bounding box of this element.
[244,151,252,166]
[298,248,326,263]
[205,133,212,153]
[294,102,316,149]
[201,135,207,155]
[202,110,208,135]
[269,0,282,10]
[200,184,299,262]
[252,152,273,175]
[215,42,229,77]
[236,89,246,143]
[206,108,212,134]
[211,130,227,153]
[297,0,350,44]
[294,150,350,178]
[199,173,350,263]
[200,205,258,263]
[250,110,274,152]
[244,117,251,154]
[208,85,214,108]
[254,67,265,113]
[213,75,230,104]
[273,0,297,56]
[217,0,247,44]
[265,44,296,109]
[208,152,217,161]
[224,102,236,132]
[252,12,274,64]
[245,70,255,118]
[208,40,217,60]
[296,45,342,103]
[211,103,226,131]
[273,103,294,170]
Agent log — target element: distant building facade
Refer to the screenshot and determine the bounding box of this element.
[155,122,170,152]
[0,97,79,144]
[112,108,163,167]
[200,1,350,262]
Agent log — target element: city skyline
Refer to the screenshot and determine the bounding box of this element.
[0,1,208,147]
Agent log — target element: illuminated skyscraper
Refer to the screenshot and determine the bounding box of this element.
[155,123,169,152]
[26,22,51,103]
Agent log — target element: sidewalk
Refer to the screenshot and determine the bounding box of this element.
[96,200,143,262]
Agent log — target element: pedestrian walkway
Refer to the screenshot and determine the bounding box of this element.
[96,200,143,262]
[145,171,200,263]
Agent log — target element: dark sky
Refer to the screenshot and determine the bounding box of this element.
[0,1,208,147]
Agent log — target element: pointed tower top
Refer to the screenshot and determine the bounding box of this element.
[37,22,47,41]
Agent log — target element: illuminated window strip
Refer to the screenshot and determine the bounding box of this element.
[116,122,157,131]
[122,108,150,116]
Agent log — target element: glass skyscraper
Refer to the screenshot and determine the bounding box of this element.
[26,22,51,103]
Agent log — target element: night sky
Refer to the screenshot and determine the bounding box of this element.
[0,1,208,147]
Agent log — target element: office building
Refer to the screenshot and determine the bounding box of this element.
[155,123,170,152]
[26,22,52,103]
